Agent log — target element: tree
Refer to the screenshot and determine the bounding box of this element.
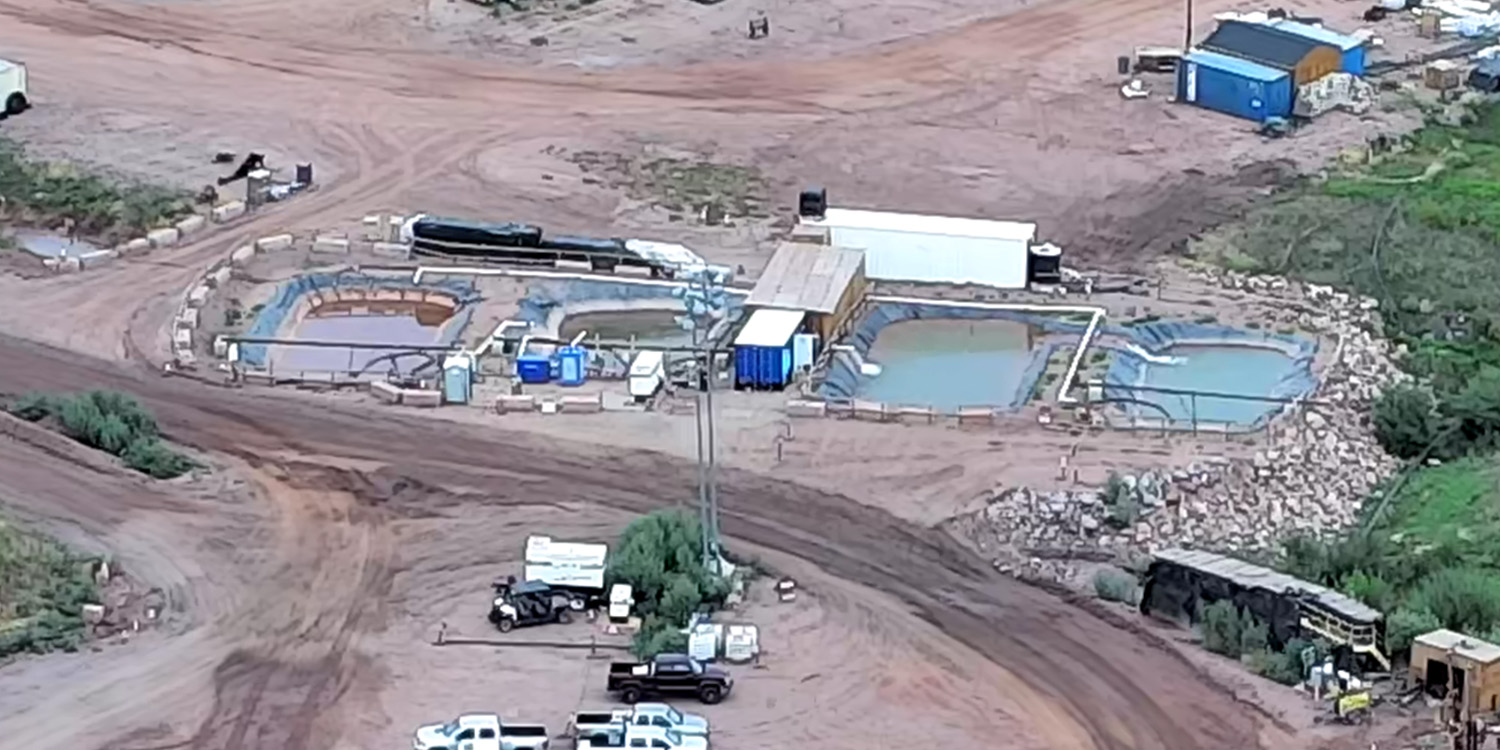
[1374,384,1441,459]
[1386,607,1442,656]
[1199,600,1244,657]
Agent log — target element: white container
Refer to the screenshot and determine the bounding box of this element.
[628,350,665,402]
[0,58,28,114]
[723,624,760,663]
[688,623,723,662]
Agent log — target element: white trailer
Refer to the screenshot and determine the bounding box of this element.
[799,207,1036,289]
[524,535,607,608]
[0,58,29,117]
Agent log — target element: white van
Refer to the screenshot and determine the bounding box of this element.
[628,350,665,403]
[0,58,28,117]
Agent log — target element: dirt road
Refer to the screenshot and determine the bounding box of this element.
[0,331,1280,750]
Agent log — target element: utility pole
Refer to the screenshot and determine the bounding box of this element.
[1184,0,1193,51]
[675,266,729,574]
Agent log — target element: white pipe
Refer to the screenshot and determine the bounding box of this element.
[414,265,749,295]
[475,319,531,359]
[518,335,535,358]
[864,295,1107,406]
[569,330,587,347]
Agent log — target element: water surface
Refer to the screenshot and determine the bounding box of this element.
[857,319,1036,410]
[275,313,446,376]
[560,309,691,348]
[1134,344,1299,424]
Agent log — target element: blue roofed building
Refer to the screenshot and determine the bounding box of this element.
[1176,49,1294,122]
[1261,19,1367,76]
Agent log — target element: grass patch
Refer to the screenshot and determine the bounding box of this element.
[570,150,770,219]
[0,518,99,657]
[6,391,196,479]
[0,136,193,243]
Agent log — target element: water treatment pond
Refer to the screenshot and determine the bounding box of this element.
[11,230,100,258]
[857,319,1038,410]
[1135,344,1302,425]
[274,301,454,376]
[560,309,691,348]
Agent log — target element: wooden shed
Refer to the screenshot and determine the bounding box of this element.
[1200,20,1342,86]
[1411,630,1500,716]
[746,243,867,343]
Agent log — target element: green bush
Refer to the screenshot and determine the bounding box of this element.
[1092,569,1138,603]
[1199,600,1244,657]
[1386,607,1443,656]
[1409,567,1500,634]
[1341,570,1399,613]
[0,137,191,241]
[608,509,730,658]
[1375,385,1443,459]
[1239,618,1270,655]
[1102,473,1140,529]
[0,519,99,657]
[4,390,193,479]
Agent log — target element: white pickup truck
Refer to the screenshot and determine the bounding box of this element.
[569,703,709,739]
[0,58,28,117]
[412,713,550,750]
[577,725,706,750]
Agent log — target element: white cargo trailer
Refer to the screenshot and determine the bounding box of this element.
[0,58,29,117]
[799,208,1035,289]
[524,535,608,608]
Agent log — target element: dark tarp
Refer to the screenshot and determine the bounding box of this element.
[1200,20,1331,70]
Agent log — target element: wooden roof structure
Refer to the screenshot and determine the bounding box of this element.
[746,242,864,314]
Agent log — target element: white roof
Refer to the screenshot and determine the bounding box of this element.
[625,239,706,269]
[629,350,664,375]
[804,208,1036,242]
[734,308,804,348]
[1415,629,1500,664]
[525,535,607,565]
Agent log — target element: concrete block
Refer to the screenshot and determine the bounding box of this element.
[147,227,180,248]
[956,406,995,425]
[206,265,233,288]
[852,399,890,422]
[896,405,937,424]
[186,285,210,308]
[386,215,406,242]
[173,328,192,350]
[255,233,294,252]
[559,394,603,413]
[41,258,59,270]
[175,214,207,236]
[176,308,200,330]
[123,238,152,255]
[370,381,403,405]
[785,399,828,418]
[362,214,385,241]
[495,395,537,413]
[402,389,442,408]
[174,350,197,369]
[229,245,256,267]
[211,201,247,223]
[372,241,409,258]
[312,236,350,254]
[58,257,82,273]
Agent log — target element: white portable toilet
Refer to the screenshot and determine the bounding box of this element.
[442,353,474,404]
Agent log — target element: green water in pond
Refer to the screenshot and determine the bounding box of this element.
[857,319,1037,409]
[560,310,691,347]
[1135,344,1299,424]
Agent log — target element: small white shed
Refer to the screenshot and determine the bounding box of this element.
[799,208,1036,289]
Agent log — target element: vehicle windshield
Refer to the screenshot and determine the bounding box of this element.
[441,722,461,736]
[665,707,682,724]
[665,730,682,745]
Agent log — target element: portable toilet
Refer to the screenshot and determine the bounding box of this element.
[557,345,588,387]
[516,354,551,384]
[442,353,474,404]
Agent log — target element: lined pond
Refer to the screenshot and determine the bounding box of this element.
[274,300,455,376]
[855,319,1039,410]
[1133,344,1302,424]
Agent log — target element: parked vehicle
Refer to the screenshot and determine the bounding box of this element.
[411,713,550,750]
[576,725,707,750]
[489,579,574,632]
[607,653,733,705]
[0,58,28,118]
[569,703,709,739]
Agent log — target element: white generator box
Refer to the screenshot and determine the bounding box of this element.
[723,624,760,663]
[688,623,723,662]
[523,535,607,589]
[0,58,28,116]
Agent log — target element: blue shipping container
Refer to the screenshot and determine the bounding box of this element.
[1177,50,1293,122]
[558,346,587,387]
[735,344,793,390]
[516,354,551,384]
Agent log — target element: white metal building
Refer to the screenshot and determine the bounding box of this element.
[799,208,1036,288]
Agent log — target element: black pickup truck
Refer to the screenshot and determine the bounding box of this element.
[606,653,734,705]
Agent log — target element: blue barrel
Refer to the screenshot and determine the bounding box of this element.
[516,354,551,384]
[558,346,588,387]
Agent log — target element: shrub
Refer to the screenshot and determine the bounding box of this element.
[631,614,689,659]
[1240,618,1270,655]
[1341,570,1399,613]
[0,519,99,658]
[1374,384,1443,459]
[8,393,55,422]
[123,440,197,480]
[1199,600,1244,657]
[3,390,192,479]
[1102,473,1140,529]
[1246,646,1306,686]
[608,508,730,658]
[1409,567,1500,634]
[1386,607,1443,656]
[0,137,191,240]
[1092,569,1138,604]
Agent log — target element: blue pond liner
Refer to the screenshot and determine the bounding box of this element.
[819,305,1319,425]
[1101,321,1318,428]
[514,278,744,345]
[240,273,480,368]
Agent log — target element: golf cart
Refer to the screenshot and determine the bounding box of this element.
[489,578,574,633]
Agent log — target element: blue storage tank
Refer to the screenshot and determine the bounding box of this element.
[733,309,804,390]
[558,346,588,387]
[1264,20,1366,75]
[1176,49,1293,123]
[443,354,474,404]
[516,354,551,384]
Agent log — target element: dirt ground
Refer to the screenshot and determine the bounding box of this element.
[0,0,1448,746]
